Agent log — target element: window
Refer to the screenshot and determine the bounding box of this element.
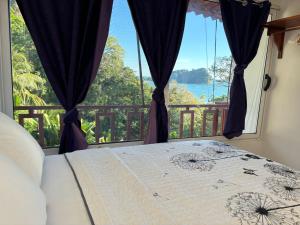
[83,0,152,143]
[10,0,153,146]
[168,11,232,139]
[9,0,270,148]
[167,4,271,139]
[10,0,63,147]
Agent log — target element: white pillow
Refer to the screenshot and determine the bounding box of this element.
[0,155,47,225]
[0,112,45,185]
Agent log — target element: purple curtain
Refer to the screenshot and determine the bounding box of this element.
[128,0,189,144]
[220,0,270,139]
[16,0,113,153]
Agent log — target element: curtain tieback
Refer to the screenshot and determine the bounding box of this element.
[152,88,165,105]
[63,108,79,124]
[234,64,247,74]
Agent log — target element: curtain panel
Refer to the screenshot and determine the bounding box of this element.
[16,0,113,153]
[128,0,189,144]
[220,0,271,139]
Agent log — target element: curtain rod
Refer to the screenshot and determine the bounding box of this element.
[202,0,280,10]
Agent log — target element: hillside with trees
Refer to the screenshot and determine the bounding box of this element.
[10,1,207,146]
[144,68,210,84]
[171,68,209,84]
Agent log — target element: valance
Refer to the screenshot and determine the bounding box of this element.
[188,0,222,20]
[187,0,269,20]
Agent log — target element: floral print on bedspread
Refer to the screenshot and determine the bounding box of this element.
[226,192,300,225]
[101,140,300,224]
[202,146,242,159]
[169,141,300,224]
[170,141,244,171]
[264,177,300,202]
[264,163,300,180]
[192,140,234,149]
[170,153,215,171]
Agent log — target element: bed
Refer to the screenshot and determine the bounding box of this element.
[1,112,300,225]
[42,140,300,225]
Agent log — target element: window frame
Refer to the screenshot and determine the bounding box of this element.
[164,7,279,141]
[249,8,279,139]
[0,0,13,118]
[0,0,280,149]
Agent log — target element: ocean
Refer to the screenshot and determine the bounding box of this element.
[145,81,229,103]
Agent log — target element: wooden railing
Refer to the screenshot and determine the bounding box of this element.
[14,103,228,148]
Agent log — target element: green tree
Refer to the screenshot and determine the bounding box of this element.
[168,81,206,138]
[12,49,46,106]
[85,36,153,106]
[81,36,155,143]
[209,56,232,86]
[10,2,58,105]
[10,1,221,146]
[210,94,228,103]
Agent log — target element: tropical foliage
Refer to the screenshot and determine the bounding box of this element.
[11,2,228,147]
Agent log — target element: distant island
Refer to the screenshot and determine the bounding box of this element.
[144,68,209,84]
[170,68,209,84]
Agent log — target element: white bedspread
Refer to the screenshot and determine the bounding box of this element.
[66,140,300,225]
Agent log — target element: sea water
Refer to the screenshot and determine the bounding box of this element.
[145,81,229,103]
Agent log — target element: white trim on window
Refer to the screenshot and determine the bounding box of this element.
[2,0,279,153]
[0,0,13,118]
[256,8,278,139]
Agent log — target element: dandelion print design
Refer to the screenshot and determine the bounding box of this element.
[203,146,241,159]
[226,192,300,225]
[264,163,300,180]
[170,153,215,171]
[264,177,300,202]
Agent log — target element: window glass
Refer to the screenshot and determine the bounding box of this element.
[83,0,151,142]
[10,0,63,147]
[168,10,232,139]
[244,15,271,133]
[10,0,270,147]
[168,6,269,139]
[170,16,231,105]
[10,0,151,145]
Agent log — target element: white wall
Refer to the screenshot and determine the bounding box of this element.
[260,0,300,169]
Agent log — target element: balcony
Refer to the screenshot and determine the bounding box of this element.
[14,103,228,148]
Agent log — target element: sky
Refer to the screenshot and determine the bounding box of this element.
[108,0,231,78]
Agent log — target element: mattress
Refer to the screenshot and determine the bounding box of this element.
[41,155,91,225]
[62,140,300,225]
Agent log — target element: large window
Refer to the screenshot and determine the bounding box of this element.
[82,0,153,143]
[167,6,270,139]
[168,11,232,139]
[9,0,270,148]
[170,17,231,104]
[10,0,153,146]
